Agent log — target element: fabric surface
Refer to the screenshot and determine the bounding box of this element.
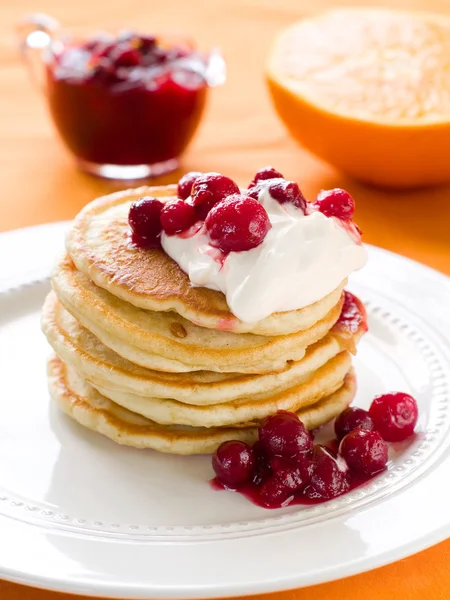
[0,0,449,598]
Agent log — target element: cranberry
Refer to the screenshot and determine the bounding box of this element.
[259,475,292,507]
[141,46,169,66]
[212,441,255,488]
[269,180,307,212]
[259,411,313,459]
[249,166,284,186]
[334,290,368,335]
[90,59,121,84]
[314,188,355,220]
[270,455,313,487]
[260,456,312,506]
[112,47,141,68]
[205,194,271,253]
[160,199,197,235]
[139,35,157,53]
[252,441,272,485]
[190,173,240,216]
[128,197,163,240]
[334,407,375,441]
[304,445,350,500]
[95,43,116,60]
[339,429,388,476]
[369,392,418,442]
[177,171,202,200]
[248,178,307,212]
[130,232,162,249]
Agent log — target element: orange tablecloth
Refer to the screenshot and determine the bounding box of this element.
[1,0,449,598]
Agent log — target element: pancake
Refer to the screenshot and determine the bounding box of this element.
[65,185,347,335]
[51,258,343,373]
[42,292,359,406]
[48,355,357,455]
[92,350,351,426]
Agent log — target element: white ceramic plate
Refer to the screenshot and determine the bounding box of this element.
[0,222,450,599]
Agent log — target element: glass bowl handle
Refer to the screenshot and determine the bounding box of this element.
[16,13,61,91]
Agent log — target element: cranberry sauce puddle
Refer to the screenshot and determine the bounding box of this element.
[46,33,208,165]
[210,470,375,509]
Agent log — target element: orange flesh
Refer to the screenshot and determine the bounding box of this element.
[266,8,450,188]
[269,9,450,125]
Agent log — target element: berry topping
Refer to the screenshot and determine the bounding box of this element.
[268,179,307,211]
[190,173,240,217]
[339,429,389,476]
[205,194,271,253]
[247,178,307,212]
[128,196,163,241]
[334,407,375,441]
[314,188,355,220]
[369,392,418,442]
[130,232,162,249]
[177,171,202,200]
[212,441,256,488]
[160,199,197,235]
[249,166,284,186]
[333,290,368,336]
[259,411,313,459]
[304,445,350,500]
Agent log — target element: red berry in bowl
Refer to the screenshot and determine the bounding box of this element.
[314,188,355,220]
[339,429,388,476]
[205,194,271,253]
[212,441,255,488]
[95,42,116,60]
[128,197,164,240]
[259,411,313,459]
[112,47,141,68]
[177,171,202,200]
[304,445,350,500]
[249,166,284,186]
[334,407,375,441]
[160,199,197,235]
[369,392,418,442]
[191,173,240,215]
[139,35,157,53]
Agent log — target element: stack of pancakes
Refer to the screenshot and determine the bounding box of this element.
[42,185,366,455]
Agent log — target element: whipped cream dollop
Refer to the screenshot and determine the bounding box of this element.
[161,185,368,323]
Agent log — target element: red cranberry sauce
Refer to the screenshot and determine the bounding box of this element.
[210,471,373,509]
[211,394,418,509]
[46,33,208,165]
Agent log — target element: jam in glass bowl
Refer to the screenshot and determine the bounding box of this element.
[17,14,226,179]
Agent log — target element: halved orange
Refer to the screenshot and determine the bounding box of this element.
[267,8,450,188]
